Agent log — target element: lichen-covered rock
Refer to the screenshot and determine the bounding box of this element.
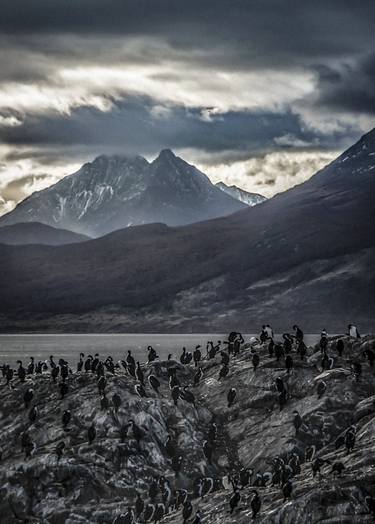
[0,336,374,523]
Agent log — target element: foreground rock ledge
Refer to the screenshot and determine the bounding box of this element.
[0,336,374,523]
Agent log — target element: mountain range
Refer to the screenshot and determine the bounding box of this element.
[0,129,374,332]
[215,181,266,206]
[0,150,252,237]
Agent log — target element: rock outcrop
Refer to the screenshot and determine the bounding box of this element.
[0,335,374,523]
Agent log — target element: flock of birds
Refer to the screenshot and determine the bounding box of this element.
[0,324,375,523]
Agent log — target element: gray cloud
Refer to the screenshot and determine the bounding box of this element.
[0,94,352,157]
[313,53,375,114]
[0,1,374,216]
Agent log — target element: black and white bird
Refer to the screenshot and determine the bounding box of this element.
[135,383,147,398]
[229,489,241,514]
[148,375,161,394]
[227,388,237,407]
[317,380,327,398]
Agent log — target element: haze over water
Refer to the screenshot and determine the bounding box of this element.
[0,333,321,365]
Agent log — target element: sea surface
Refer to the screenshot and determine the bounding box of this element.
[0,333,321,365]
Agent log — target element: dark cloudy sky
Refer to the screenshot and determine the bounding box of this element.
[0,1,374,213]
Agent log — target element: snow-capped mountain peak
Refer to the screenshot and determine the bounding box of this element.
[0,151,247,237]
[215,181,266,206]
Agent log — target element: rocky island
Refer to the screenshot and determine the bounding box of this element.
[0,334,374,523]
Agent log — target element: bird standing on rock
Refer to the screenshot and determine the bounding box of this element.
[345,427,356,453]
[88,424,96,444]
[250,490,261,519]
[28,406,38,423]
[285,355,293,373]
[180,387,195,406]
[293,410,303,435]
[16,361,26,383]
[330,461,345,476]
[55,441,65,462]
[165,434,176,457]
[365,496,375,516]
[23,388,34,408]
[182,501,193,523]
[193,345,201,367]
[135,383,147,398]
[62,410,71,429]
[112,393,122,412]
[148,374,161,393]
[278,390,288,411]
[135,493,144,518]
[218,364,229,380]
[203,440,213,464]
[317,380,327,398]
[229,489,241,514]
[77,353,84,372]
[136,362,144,385]
[191,510,202,524]
[282,480,293,502]
[59,382,69,399]
[227,388,237,407]
[171,385,180,406]
[147,346,158,363]
[143,503,155,522]
[171,454,183,476]
[252,351,260,372]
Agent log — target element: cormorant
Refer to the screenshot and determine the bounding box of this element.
[229,489,241,514]
[135,383,147,398]
[252,352,260,372]
[62,410,71,429]
[171,385,180,406]
[227,388,237,407]
[88,424,96,444]
[182,501,193,523]
[317,380,327,398]
[135,493,144,518]
[148,375,161,393]
[23,388,34,408]
[293,410,303,434]
[180,387,195,406]
[55,441,65,462]
[330,461,345,476]
[203,440,213,464]
[112,393,122,412]
[285,355,293,373]
[282,480,293,501]
[77,353,84,372]
[218,365,229,380]
[250,490,261,519]
[193,345,202,367]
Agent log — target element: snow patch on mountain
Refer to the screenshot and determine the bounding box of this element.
[215,181,266,206]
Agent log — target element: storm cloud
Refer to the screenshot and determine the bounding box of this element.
[0,1,374,214]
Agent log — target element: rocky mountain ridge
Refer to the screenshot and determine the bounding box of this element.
[0,150,247,237]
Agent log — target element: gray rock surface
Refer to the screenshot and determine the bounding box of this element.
[0,335,374,523]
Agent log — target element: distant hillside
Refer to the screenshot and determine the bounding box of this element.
[0,129,374,332]
[0,150,246,237]
[216,181,266,206]
[0,222,89,246]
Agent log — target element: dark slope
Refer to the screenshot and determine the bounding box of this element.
[0,129,374,331]
[0,222,90,245]
[0,150,246,236]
